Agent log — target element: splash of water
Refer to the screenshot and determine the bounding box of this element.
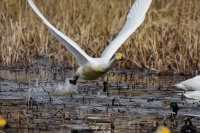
[27,79,47,102]
[52,78,78,96]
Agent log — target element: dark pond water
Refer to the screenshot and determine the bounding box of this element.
[0,64,199,133]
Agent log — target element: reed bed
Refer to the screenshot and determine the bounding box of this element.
[0,0,200,74]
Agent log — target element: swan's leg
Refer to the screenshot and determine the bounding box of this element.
[69,75,79,85]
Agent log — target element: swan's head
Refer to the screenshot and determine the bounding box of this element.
[115,52,124,61]
[108,52,124,67]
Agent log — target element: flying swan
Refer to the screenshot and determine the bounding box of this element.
[27,0,152,85]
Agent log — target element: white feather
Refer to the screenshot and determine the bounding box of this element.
[101,0,152,61]
[27,0,91,66]
[175,76,200,91]
[175,76,200,100]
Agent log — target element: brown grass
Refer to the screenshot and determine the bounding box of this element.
[0,0,200,74]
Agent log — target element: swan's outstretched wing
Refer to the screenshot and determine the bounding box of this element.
[27,0,91,66]
[101,0,152,61]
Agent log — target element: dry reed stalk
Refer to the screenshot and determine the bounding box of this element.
[0,0,200,74]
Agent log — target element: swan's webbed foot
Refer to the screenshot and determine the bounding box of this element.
[69,75,79,85]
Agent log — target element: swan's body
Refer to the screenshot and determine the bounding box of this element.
[175,76,200,100]
[27,0,152,84]
[75,58,111,80]
[175,76,200,91]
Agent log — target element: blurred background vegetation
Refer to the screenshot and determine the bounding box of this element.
[0,0,200,74]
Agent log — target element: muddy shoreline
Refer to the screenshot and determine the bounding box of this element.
[0,65,200,133]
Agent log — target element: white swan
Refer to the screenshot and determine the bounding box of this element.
[27,0,152,85]
[175,76,200,91]
[175,76,200,100]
